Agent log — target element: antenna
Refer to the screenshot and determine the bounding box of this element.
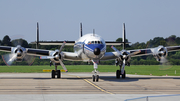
[93,29,95,36]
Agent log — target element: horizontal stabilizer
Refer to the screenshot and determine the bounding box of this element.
[31,41,75,46]
[106,41,131,45]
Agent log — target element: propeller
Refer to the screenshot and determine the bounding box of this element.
[2,45,35,66]
[40,41,68,72]
[2,53,17,66]
[58,41,68,72]
[111,46,141,74]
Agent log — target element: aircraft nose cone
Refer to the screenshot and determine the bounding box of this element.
[94,48,100,55]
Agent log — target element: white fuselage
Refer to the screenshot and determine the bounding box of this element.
[74,33,106,61]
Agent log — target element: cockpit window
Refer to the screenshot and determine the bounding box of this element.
[87,40,103,44]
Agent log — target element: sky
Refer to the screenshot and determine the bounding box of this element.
[0,0,180,44]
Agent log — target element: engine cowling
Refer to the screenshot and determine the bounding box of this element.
[49,50,64,64]
[12,45,26,61]
[153,46,168,62]
[115,50,131,66]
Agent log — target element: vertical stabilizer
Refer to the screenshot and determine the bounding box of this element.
[122,23,126,49]
[36,22,39,49]
[80,23,83,37]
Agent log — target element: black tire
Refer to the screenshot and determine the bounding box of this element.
[116,70,120,78]
[96,75,99,82]
[57,70,61,78]
[92,75,95,82]
[122,70,126,79]
[52,70,55,78]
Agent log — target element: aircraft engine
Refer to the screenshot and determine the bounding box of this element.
[114,49,131,66]
[49,50,64,64]
[2,45,33,66]
[153,46,168,62]
[12,45,26,61]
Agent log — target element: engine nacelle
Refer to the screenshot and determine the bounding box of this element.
[11,45,26,62]
[49,50,64,64]
[153,45,168,62]
[115,50,131,66]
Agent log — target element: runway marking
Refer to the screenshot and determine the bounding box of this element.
[83,79,113,94]
[63,74,113,94]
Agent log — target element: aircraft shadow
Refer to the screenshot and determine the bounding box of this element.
[0,76,180,82]
[99,76,180,82]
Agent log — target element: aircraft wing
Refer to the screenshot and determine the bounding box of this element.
[26,48,79,60]
[128,49,153,57]
[0,46,79,60]
[0,46,12,52]
[166,46,180,52]
[101,48,152,60]
[103,45,180,60]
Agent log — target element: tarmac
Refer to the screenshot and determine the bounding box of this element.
[0,72,180,101]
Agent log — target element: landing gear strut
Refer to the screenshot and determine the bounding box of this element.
[92,60,99,82]
[51,65,61,78]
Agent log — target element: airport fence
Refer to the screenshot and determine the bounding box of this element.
[125,94,180,101]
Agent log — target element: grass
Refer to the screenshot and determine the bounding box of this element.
[0,65,180,76]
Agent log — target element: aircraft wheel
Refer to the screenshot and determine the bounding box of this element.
[92,75,95,82]
[122,70,126,79]
[116,70,120,78]
[57,70,61,78]
[52,70,55,78]
[96,75,99,82]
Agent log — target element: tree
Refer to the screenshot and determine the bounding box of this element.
[11,38,29,47]
[2,35,11,46]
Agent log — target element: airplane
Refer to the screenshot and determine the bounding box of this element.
[0,23,180,82]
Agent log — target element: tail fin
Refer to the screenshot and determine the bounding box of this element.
[36,22,39,49]
[80,23,83,37]
[122,23,126,49]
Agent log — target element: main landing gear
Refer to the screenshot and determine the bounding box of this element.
[116,70,126,79]
[116,65,126,79]
[51,65,61,78]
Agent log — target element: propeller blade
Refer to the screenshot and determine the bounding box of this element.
[111,46,122,56]
[2,53,17,66]
[24,55,35,65]
[160,56,168,64]
[59,59,68,72]
[59,41,66,53]
[159,56,172,70]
